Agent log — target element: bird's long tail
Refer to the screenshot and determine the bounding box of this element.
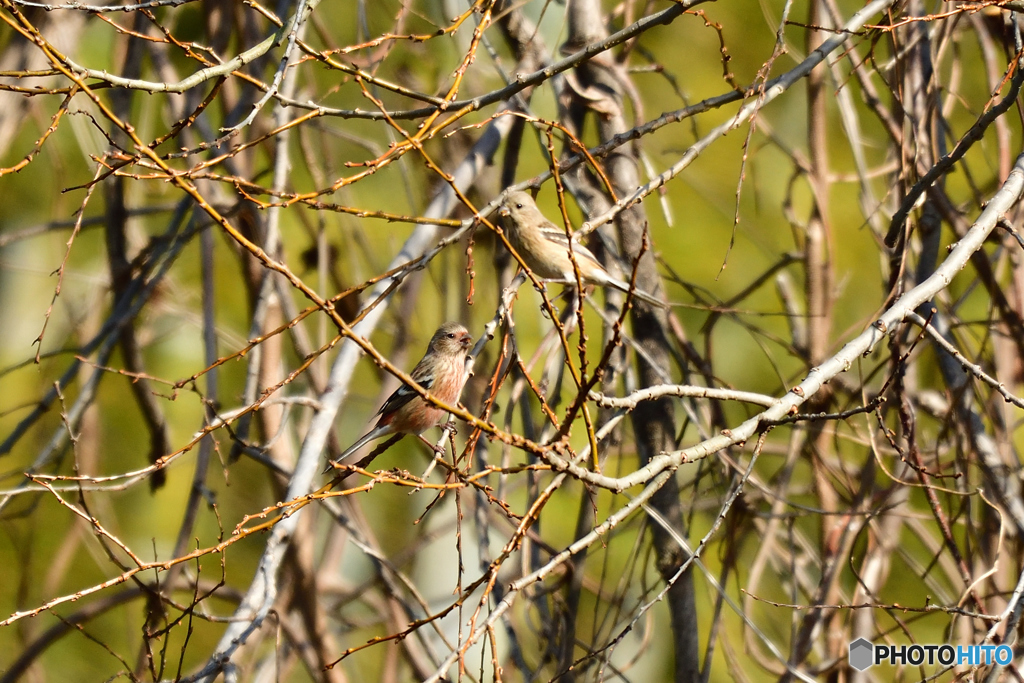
[326,426,386,472]
[603,276,668,309]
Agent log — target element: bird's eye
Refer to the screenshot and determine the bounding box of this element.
[447,333,456,339]
[515,203,523,209]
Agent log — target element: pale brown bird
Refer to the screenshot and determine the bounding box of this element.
[498,190,666,308]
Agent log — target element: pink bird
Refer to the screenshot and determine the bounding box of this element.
[331,321,472,467]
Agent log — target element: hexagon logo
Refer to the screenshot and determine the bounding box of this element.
[849,638,874,671]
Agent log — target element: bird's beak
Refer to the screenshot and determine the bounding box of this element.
[498,206,510,218]
[461,335,472,348]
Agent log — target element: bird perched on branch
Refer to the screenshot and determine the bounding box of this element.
[330,322,472,467]
[498,190,666,308]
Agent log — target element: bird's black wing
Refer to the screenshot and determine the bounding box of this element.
[376,371,434,416]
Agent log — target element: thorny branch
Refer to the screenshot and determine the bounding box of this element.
[2,0,1024,681]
